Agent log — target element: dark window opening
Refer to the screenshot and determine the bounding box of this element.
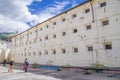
[73,29,77,33]
[53,34,56,38]
[40,38,42,41]
[39,52,41,55]
[62,49,66,53]
[45,51,48,55]
[40,28,42,31]
[102,20,109,26]
[88,46,93,51]
[72,14,76,18]
[74,48,78,53]
[45,36,48,40]
[62,18,66,22]
[52,50,56,54]
[105,44,112,49]
[86,25,91,30]
[53,22,56,25]
[46,25,49,28]
[62,32,66,36]
[85,8,90,13]
[100,2,106,7]
[33,52,36,56]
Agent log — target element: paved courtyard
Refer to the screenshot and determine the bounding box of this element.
[0,65,120,80]
[0,66,61,80]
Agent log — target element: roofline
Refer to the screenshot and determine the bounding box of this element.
[12,0,89,39]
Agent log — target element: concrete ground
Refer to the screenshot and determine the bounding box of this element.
[0,65,120,80]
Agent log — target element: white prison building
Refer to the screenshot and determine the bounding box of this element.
[10,0,120,67]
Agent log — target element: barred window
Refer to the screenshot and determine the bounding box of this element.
[73,29,77,33]
[53,34,56,38]
[105,43,112,50]
[86,25,91,30]
[100,2,106,7]
[45,36,48,40]
[53,22,56,25]
[73,48,78,53]
[33,52,36,56]
[52,50,56,54]
[62,49,66,53]
[85,8,90,13]
[102,20,109,26]
[72,14,76,18]
[62,32,66,36]
[46,25,49,28]
[62,18,66,22]
[87,46,93,51]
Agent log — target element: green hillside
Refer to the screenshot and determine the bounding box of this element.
[0,33,15,41]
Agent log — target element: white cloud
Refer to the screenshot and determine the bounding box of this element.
[0,0,70,33]
[0,14,29,33]
[0,0,39,33]
[36,1,70,23]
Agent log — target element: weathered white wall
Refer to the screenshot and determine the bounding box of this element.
[11,0,120,67]
[0,40,8,62]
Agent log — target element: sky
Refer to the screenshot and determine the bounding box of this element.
[0,0,88,33]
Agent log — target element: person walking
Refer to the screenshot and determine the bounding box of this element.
[3,59,6,66]
[8,60,14,72]
[23,58,29,72]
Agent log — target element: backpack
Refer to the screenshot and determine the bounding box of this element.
[10,61,13,65]
[25,61,29,65]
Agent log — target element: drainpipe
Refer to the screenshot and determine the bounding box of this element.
[89,0,95,23]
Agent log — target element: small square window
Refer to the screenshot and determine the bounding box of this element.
[72,14,76,18]
[53,22,56,25]
[40,28,42,31]
[62,18,66,22]
[73,29,77,33]
[102,20,109,26]
[45,36,48,40]
[39,52,41,55]
[46,25,49,28]
[85,8,90,13]
[87,46,93,51]
[33,52,36,56]
[45,51,48,55]
[62,32,66,36]
[74,48,78,53]
[53,34,56,38]
[100,2,106,7]
[105,43,112,50]
[52,50,56,54]
[40,38,42,41]
[62,49,66,53]
[86,25,91,30]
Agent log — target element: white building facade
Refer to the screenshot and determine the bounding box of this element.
[0,40,10,63]
[10,0,120,67]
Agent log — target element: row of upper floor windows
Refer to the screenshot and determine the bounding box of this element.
[13,18,109,42]
[38,2,106,31]
[13,42,112,57]
[14,2,107,40]
[13,19,109,47]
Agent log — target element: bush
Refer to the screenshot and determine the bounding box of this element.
[93,63,106,68]
[32,62,39,68]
